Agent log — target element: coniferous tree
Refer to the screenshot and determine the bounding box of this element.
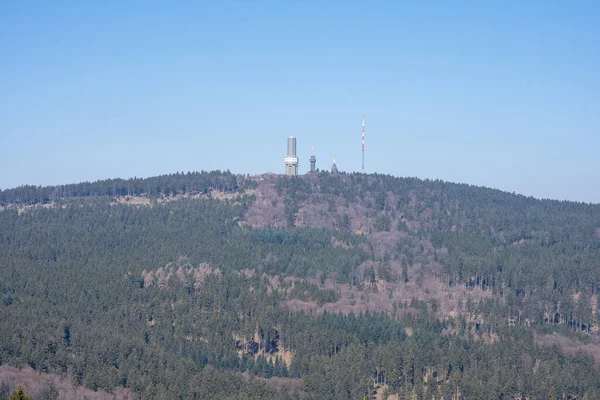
[9,386,31,400]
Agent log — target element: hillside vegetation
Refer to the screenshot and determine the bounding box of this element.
[1,170,600,399]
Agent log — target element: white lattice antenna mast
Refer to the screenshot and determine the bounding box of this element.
[362,114,365,173]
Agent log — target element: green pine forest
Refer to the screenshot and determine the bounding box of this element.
[2,170,600,399]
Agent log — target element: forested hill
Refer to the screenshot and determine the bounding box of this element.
[246,173,600,329]
[0,170,247,206]
[2,170,600,399]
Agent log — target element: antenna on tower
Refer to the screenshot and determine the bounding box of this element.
[362,114,365,173]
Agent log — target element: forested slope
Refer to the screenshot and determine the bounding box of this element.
[1,170,600,399]
[0,170,246,206]
[254,172,600,331]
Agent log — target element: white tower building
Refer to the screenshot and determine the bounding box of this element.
[284,137,298,176]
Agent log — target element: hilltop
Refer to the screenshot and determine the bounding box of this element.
[1,170,600,399]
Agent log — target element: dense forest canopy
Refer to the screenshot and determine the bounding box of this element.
[0,170,248,206]
[1,170,600,399]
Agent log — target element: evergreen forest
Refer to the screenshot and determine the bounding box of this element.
[2,170,600,399]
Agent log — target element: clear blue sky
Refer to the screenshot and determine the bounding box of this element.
[1,1,599,203]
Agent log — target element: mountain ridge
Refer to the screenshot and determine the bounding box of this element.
[2,170,599,206]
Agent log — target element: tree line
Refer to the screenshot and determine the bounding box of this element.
[0,170,250,206]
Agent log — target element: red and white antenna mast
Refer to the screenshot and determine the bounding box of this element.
[362,114,365,173]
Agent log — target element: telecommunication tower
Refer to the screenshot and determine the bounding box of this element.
[284,137,298,176]
[331,156,339,173]
[362,114,365,173]
[310,144,316,172]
